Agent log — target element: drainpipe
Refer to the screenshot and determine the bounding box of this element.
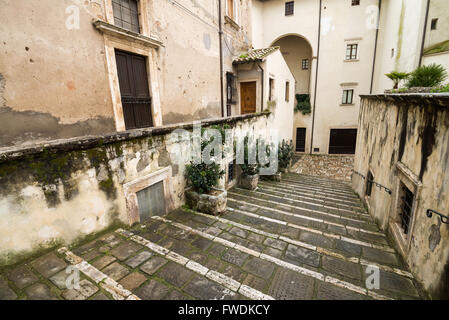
[370,0,381,94]
[218,0,225,117]
[310,0,322,154]
[419,0,431,67]
[258,63,264,112]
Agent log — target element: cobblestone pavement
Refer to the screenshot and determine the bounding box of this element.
[291,154,354,182]
[0,173,424,300]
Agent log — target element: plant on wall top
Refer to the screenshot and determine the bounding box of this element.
[406,63,448,88]
[294,94,311,115]
[385,71,409,89]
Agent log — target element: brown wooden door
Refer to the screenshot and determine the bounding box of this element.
[296,128,306,152]
[329,129,357,154]
[115,50,153,130]
[240,81,257,114]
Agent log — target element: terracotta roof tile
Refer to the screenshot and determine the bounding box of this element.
[233,46,280,64]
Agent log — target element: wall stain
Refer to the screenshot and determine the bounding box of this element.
[419,106,437,179]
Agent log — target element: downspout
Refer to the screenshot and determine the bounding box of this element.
[218,0,225,117]
[419,0,430,66]
[310,0,321,154]
[258,63,264,112]
[370,0,381,94]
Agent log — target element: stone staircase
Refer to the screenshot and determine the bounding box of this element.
[0,173,424,300]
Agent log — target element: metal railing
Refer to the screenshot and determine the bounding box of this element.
[426,209,449,224]
[352,170,392,195]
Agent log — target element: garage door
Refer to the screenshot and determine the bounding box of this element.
[329,129,357,154]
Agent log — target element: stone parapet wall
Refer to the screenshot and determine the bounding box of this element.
[353,94,449,299]
[290,154,354,182]
[0,113,272,266]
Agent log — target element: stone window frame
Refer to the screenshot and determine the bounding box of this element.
[123,166,174,225]
[344,38,362,62]
[389,161,422,256]
[97,0,163,132]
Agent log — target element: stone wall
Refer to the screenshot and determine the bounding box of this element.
[352,93,449,299]
[291,154,354,182]
[0,112,273,267]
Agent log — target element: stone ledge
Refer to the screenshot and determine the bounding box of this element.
[0,112,270,163]
[360,93,449,108]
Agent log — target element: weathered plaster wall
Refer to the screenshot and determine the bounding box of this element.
[0,0,116,148]
[372,0,427,93]
[424,0,449,49]
[0,113,275,266]
[352,94,449,299]
[0,0,254,149]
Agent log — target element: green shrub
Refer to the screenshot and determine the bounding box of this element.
[185,162,224,194]
[294,94,311,115]
[406,64,448,88]
[278,140,294,170]
[385,71,409,89]
[431,84,449,93]
[240,136,260,176]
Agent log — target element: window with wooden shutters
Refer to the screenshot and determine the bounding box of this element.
[346,44,358,60]
[227,0,234,20]
[226,72,237,104]
[285,1,294,16]
[112,0,140,33]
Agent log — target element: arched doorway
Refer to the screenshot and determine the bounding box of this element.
[271,35,313,95]
[271,35,314,153]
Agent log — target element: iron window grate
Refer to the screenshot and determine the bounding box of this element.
[112,0,140,33]
[302,59,309,70]
[366,171,374,196]
[228,162,235,182]
[285,1,294,16]
[400,184,414,235]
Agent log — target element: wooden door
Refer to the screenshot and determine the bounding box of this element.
[329,129,357,154]
[295,128,306,152]
[240,81,257,114]
[115,50,153,130]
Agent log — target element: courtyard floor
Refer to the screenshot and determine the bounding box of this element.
[0,173,424,300]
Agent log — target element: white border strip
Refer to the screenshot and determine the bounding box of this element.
[58,247,140,300]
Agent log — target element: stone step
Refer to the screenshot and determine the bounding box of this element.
[178,208,414,281]
[227,191,377,230]
[257,183,366,213]
[155,211,419,300]
[258,181,364,208]
[242,186,369,220]
[274,179,360,200]
[280,178,358,197]
[225,200,392,249]
[151,215,390,300]
[283,173,355,190]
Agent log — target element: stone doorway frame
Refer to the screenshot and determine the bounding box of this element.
[123,166,173,225]
[389,161,422,256]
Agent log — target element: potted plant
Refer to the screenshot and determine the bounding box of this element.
[260,140,282,182]
[185,162,226,215]
[184,124,228,215]
[239,136,260,190]
[278,139,294,174]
